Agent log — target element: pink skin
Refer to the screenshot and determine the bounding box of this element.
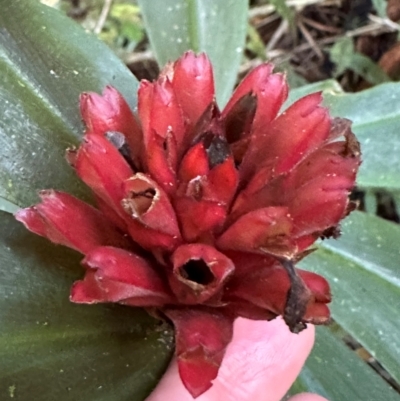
[147,317,329,401]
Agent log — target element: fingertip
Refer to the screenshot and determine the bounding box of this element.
[213,318,315,401]
[146,318,317,401]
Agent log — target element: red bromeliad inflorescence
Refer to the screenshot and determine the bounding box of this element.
[16,52,361,398]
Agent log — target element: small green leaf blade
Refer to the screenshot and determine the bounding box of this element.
[0,212,174,401]
[137,0,248,106]
[0,197,19,214]
[291,327,400,401]
[269,0,295,26]
[300,211,400,385]
[329,37,390,84]
[0,0,139,208]
[372,0,388,18]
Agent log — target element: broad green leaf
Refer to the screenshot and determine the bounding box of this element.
[300,211,400,385]
[0,0,139,208]
[290,327,400,401]
[325,83,400,191]
[0,2,172,399]
[137,0,248,106]
[0,212,174,401]
[288,80,400,192]
[273,79,400,397]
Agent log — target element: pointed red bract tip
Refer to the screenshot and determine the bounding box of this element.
[16,191,128,254]
[299,270,331,303]
[166,308,234,398]
[70,133,133,215]
[177,350,219,398]
[223,63,274,116]
[223,63,288,127]
[172,51,215,128]
[71,246,172,306]
[15,207,47,237]
[16,52,361,398]
[80,86,143,168]
[217,206,296,258]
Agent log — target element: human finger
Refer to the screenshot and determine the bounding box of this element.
[146,317,315,401]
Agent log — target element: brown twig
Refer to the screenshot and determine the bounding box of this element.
[301,16,343,34]
[298,18,324,59]
[249,0,341,19]
[263,17,397,70]
[254,13,281,30]
[266,19,289,53]
[368,14,400,32]
[125,50,155,65]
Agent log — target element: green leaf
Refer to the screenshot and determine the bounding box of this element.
[325,83,400,191]
[392,191,400,217]
[290,327,400,401]
[100,4,144,51]
[0,0,139,208]
[0,2,172,399]
[269,77,400,400]
[363,190,378,214]
[288,80,400,192]
[0,212,174,401]
[137,0,248,106]
[300,211,400,385]
[0,197,19,214]
[372,0,388,18]
[247,25,267,61]
[284,79,343,108]
[268,0,295,26]
[329,37,390,85]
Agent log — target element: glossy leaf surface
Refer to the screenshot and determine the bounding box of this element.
[137,0,248,106]
[300,211,400,386]
[291,327,400,401]
[326,83,400,191]
[0,0,139,208]
[0,2,172,400]
[0,212,174,401]
[269,79,400,400]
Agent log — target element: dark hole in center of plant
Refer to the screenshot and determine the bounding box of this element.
[180,259,215,285]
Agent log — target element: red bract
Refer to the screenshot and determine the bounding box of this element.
[16,51,361,398]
